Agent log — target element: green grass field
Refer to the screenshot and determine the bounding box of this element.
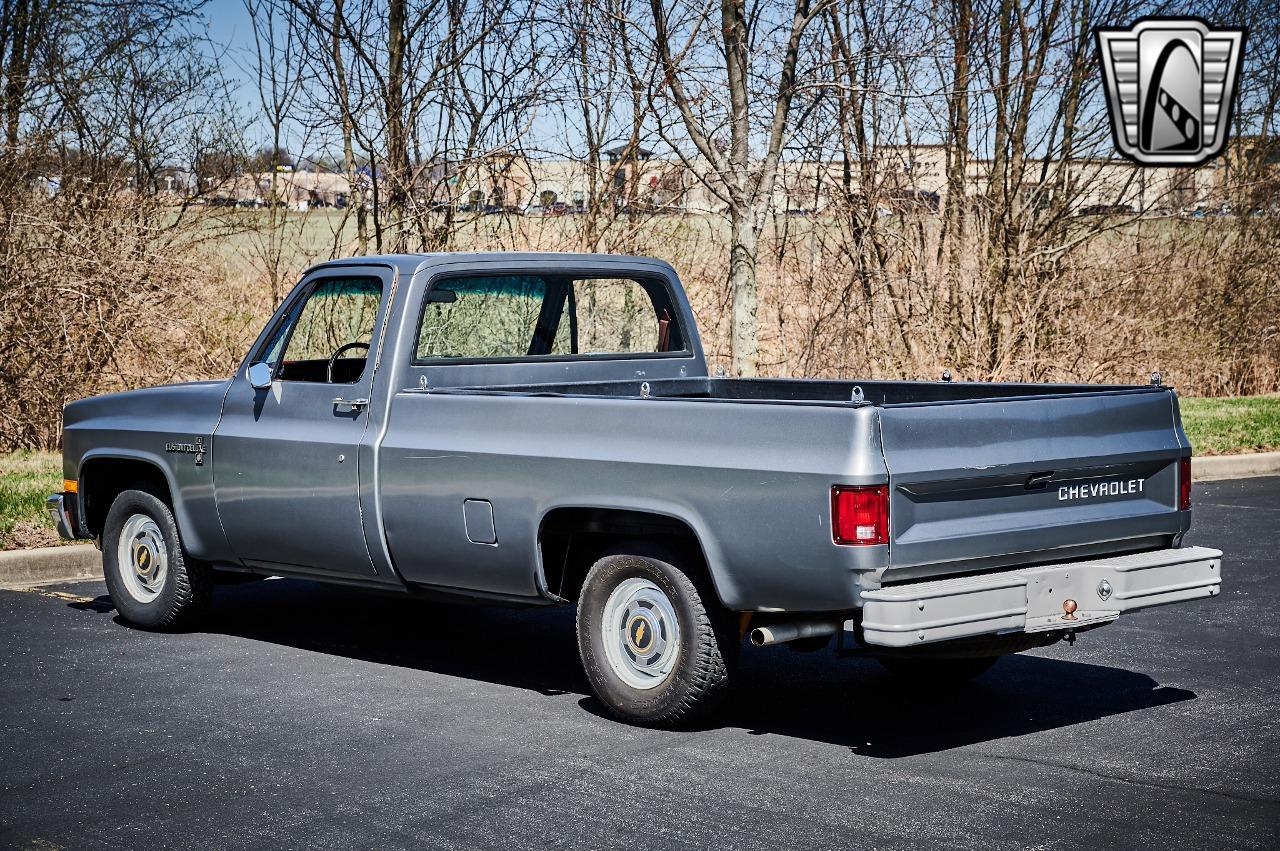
[1181,394,1280,456]
[0,451,63,550]
[1,394,1276,549]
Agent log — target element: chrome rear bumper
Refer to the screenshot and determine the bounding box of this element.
[860,546,1222,648]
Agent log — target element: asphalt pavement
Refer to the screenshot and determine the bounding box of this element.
[2,477,1278,850]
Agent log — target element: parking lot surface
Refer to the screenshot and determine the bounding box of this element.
[2,477,1278,850]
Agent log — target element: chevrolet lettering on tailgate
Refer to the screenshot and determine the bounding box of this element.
[1059,479,1145,501]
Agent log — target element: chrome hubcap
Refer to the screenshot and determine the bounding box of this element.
[601,578,680,690]
[117,514,168,604]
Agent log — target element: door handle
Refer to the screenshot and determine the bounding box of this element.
[332,397,370,411]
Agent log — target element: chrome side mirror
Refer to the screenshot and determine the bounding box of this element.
[247,362,274,389]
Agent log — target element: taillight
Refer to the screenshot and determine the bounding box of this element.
[1179,456,1192,511]
[832,485,889,545]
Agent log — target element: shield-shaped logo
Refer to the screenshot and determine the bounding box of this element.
[1095,17,1246,166]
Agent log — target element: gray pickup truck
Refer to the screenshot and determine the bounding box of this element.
[49,252,1222,724]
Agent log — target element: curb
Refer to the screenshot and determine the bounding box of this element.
[0,544,101,588]
[1192,451,1280,481]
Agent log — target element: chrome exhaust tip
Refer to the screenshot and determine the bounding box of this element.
[749,620,842,647]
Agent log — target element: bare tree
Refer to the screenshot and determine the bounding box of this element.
[244,0,311,301]
[640,0,829,375]
[0,0,55,153]
[0,0,240,450]
[283,0,543,253]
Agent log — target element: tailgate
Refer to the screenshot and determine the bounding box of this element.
[878,388,1188,573]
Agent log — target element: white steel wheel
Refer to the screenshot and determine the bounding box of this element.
[102,489,213,630]
[116,513,169,604]
[600,577,682,690]
[578,552,737,726]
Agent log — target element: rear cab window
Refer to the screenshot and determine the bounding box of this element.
[415,274,683,363]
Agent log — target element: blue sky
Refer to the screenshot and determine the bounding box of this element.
[203,0,252,68]
[201,0,257,122]
[192,0,1254,163]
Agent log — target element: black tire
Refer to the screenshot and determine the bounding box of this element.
[577,551,737,726]
[102,489,213,630]
[877,655,1000,684]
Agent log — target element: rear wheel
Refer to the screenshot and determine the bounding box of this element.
[577,551,736,726]
[102,489,213,629]
[876,655,1000,683]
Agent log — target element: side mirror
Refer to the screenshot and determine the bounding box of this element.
[247,362,274,389]
[425,288,457,304]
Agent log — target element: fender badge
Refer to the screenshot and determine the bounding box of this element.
[165,436,205,466]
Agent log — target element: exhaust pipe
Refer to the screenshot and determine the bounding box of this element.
[750,620,842,647]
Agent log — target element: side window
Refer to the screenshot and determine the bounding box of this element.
[266,277,383,383]
[416,276,552,360]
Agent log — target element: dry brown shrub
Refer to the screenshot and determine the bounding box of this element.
[749,211,1280,393]
[0,175,247,449]
[4,199,1277,454]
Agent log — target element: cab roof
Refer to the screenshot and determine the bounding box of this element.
[305,251,676,279]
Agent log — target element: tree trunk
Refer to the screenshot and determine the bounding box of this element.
[942,0,972,366]
[3,0,32,152]
[575,8,599,251]
[329,0,367,253]
[385,0,409,251]
[722,0,757,376]
[729,209,759,376]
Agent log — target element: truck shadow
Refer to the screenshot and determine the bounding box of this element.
[183,578,1194,757]
[721,650,1196,757]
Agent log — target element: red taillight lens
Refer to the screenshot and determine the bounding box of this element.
[832,485,889,545]
[1179,456,1192,511]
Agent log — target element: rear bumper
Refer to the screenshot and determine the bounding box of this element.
[46,493,86,540]
[859,546,1222,648]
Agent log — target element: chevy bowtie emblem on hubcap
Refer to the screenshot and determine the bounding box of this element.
[628,616,653,653]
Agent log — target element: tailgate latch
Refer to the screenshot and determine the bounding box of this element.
[1025,471,1055,490]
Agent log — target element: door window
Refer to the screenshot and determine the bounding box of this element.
[261,277,383,383]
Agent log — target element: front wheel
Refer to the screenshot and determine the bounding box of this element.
[577,551,737,726]
[102,489,213,629]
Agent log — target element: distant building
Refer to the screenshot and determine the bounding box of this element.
[168,143,1273,216]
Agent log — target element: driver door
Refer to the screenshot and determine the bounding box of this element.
[213,271,389,576]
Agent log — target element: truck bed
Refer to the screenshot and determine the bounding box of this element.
[433,375,1160,407]
[420,376,1188,587]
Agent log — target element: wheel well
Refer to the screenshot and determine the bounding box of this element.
[80,458,172,537]
[538,507,715,604]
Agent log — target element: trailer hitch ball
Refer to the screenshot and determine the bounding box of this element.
[1061,598,1079,621]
